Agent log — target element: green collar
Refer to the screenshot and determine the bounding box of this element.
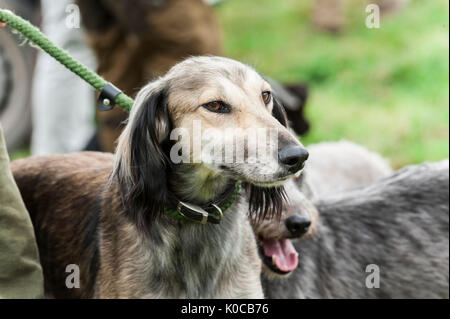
[164,182,242,224]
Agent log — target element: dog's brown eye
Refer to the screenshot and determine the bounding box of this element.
[202,101,231,113]
[262,91,272,105]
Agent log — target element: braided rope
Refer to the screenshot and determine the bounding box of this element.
[0,8,134,111]
[1,9,244,225]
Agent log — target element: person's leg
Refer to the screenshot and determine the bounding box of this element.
[31,0,97,155]
[374,0,409,15]
[313,0,344,33]
[0,124,44,298]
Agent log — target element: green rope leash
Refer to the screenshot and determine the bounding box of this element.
[1,9,242,224]
[0,8,134,111]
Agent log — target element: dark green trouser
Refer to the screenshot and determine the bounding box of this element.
[0,124,44,298]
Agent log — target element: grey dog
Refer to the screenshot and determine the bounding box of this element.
[263,160,449,298]
[296,140,393,199]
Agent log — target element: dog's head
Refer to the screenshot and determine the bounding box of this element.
[251,178,318,277]
[113,56,308,230]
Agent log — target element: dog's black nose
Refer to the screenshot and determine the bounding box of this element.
[285,215,311,237]
[278,145,309,173]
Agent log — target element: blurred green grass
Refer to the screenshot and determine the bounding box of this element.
[216,0,449,168]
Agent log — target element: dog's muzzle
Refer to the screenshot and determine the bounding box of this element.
[278,145,309,174]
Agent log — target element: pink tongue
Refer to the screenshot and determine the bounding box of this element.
[262,239,298,272]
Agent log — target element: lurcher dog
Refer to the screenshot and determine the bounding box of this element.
[262,160,449,298]
[252,179,318,277]
[253,141,390,278]
[12,56,309,298]
[299,140,393,198]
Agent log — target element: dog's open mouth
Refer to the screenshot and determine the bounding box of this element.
[258,238,299,275]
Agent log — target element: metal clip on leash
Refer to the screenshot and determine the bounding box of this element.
[98,83,122,111]
[0,8,135,112]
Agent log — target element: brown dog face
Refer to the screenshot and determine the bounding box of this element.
[113,56,309,227]
[162,56,308,186]
[251,178,318,277]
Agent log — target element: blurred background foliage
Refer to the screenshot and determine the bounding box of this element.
[216,0,449,168]
[6,0,449,168]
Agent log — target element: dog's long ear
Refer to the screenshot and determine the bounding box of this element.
[245,184,286,222]
[272,96,288,128]
[114,83,171,233]
[284,83,310,135]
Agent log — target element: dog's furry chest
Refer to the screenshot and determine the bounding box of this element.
[95,200,263,298]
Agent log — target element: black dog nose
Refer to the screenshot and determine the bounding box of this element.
[285,215,311,237]
[278,145,309,173]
